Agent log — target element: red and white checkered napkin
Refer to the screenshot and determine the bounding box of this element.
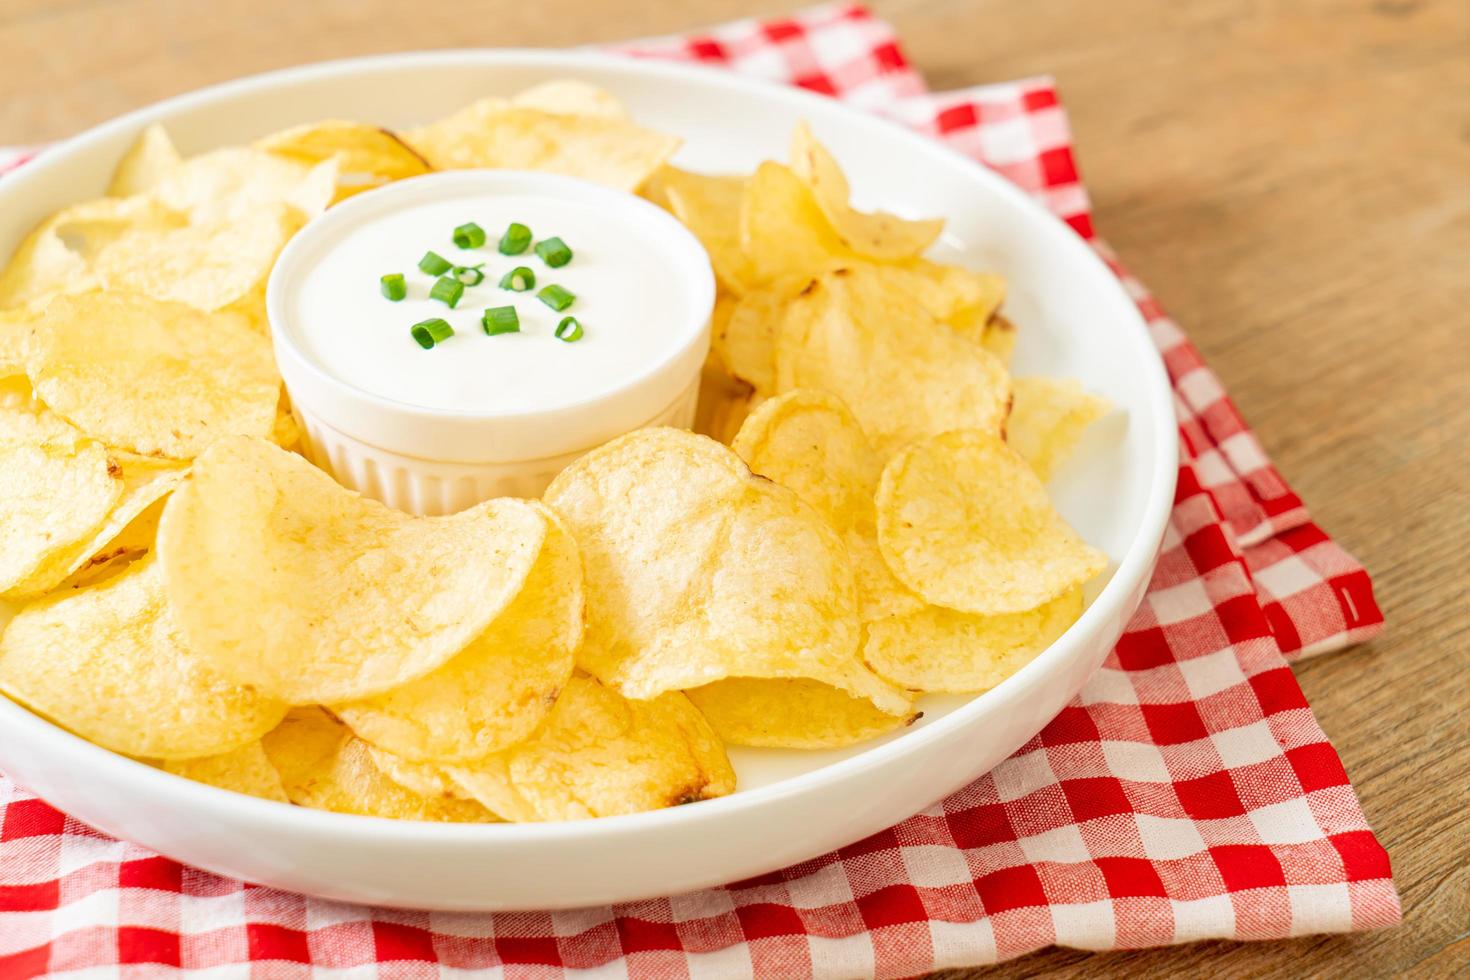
[0,3,1398,975]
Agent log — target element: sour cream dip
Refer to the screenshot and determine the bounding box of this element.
[267,171,714,513]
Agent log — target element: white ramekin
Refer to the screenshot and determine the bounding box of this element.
[266,170,715,514]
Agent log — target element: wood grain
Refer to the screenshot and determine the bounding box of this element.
[1,0,1466,974]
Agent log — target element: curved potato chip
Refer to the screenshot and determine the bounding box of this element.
[406,102,678,192]
[714,287,788,393]
[163,741,288,802]
[789,123,944,260]
[148,147,337,223]
[256,120,431,200]
[366,745,469,800]
[866,258,1006,333]
[159,437,548,703]
[511,80,628,119]
[449,675,735,821]
[334,503,582,763]
[546,427,908,715]
[108,123,182,197]
[980,313,1017,365]
[864,588,1084,693]
[26,291,279,458]
[0,196,161,309]
[261,708,493,822]
[774,266,1011,455]
[740,161,852,290]
[661,168,754,294]
[876,429,1107,614]
[732,389,922,622]
[0,405,123,595]
[1006,377,1109,480]
[688,677,916,748]
[59,494,168,592]
[693,349,758,447]
[1,308,33,377]
[0,558,287,759]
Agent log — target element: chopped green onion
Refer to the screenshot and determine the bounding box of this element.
[410,317,454,349]
[453,263,485,286]
[482,305,520,336]
[498,222,532,255]
[498,266,535,291]
[418,250,452,276]
[554,316,584,343]
[379,273,406,301]
[452,222,486,249]
[534,236,572,268]
[537,283,575,312]
[430,276,465,307]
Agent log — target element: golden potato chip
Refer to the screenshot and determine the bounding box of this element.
[876,429,1107,614]
[449,675,734,821]
[8,452,188,599]
[878,258,1006,331]
[163,741,288,802]
[25,291,279,458]
[366,745,468,800]
[0,375,31,410]
[980,313,1017,365]
[159,437,548,703]
[740,161,852,289]
[261,708,493,822]
[732,389,921,622]
[0,196,159,309]
[714,286,787,393]
[1006,377,1109,481]
[0,558,287,759]
[108,123,182,197]
[0,405,122,595]
[544,427,909,717]
[256,120,431,200]
[660,168,754,294]
[863,588,1084,693]
[334,503,582,763]
[687,677,916,748]
[59,494,167,592]
[789,123,943,260]
[406,102,679,192]
[148,147,337,224]
[693,350,758,447]
[511,80,628,119]
[0,308,32,377]
[774,266,1012,455]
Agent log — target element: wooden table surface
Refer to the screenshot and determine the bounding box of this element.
[2,0,1466,974]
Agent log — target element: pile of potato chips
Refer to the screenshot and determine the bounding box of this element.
[0,81,1110,822]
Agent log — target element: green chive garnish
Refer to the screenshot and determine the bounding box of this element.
[430,276,465,308]
[482,306,520,336]
[453,263,485,286]
[498,266,535,292]
[498,222,532,255]
[380,273,406,302]
[419,251,452,276]
[554,316,584,342]
[410,317,453,349]
[535,236,572,268]
[452,222,486,249]
[537,283,575,312]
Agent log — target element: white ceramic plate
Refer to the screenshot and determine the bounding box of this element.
[0,51,1176,911]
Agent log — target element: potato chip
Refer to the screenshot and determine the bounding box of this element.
[789,123,944,260]
[0,405,122,595]
[660,168,754,294]
[511,80,628,119]
[256,120,431,200]
[0,196,159,309]
[544,427,909,716]
[148,147,337,224]
[163,740,288,802]
[732,389,921,622]
[876,429,1107,614]
[449,675,735,821]
[25,291,279,458]
[740,161,852,289]
[334,503,582,763]
[159,437,548,703]
[406,102,679,192]
[693,349,758,447]
[1006,377,1109,481]
[878,258,1006,331]
[60,494,167,592]
[8,452,188,599]
[108,123,182,197]
[0,307,32,377]
[774,266,1012,455]
[687,677,916,748]
[864,588,1084,693]
[0,558,287,759]
[366,745,469,800]
[261,708,493,821]
[980,313,1017,365]
[714,286,787,393]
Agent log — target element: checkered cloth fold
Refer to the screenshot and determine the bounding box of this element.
[0,4,1396,976]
